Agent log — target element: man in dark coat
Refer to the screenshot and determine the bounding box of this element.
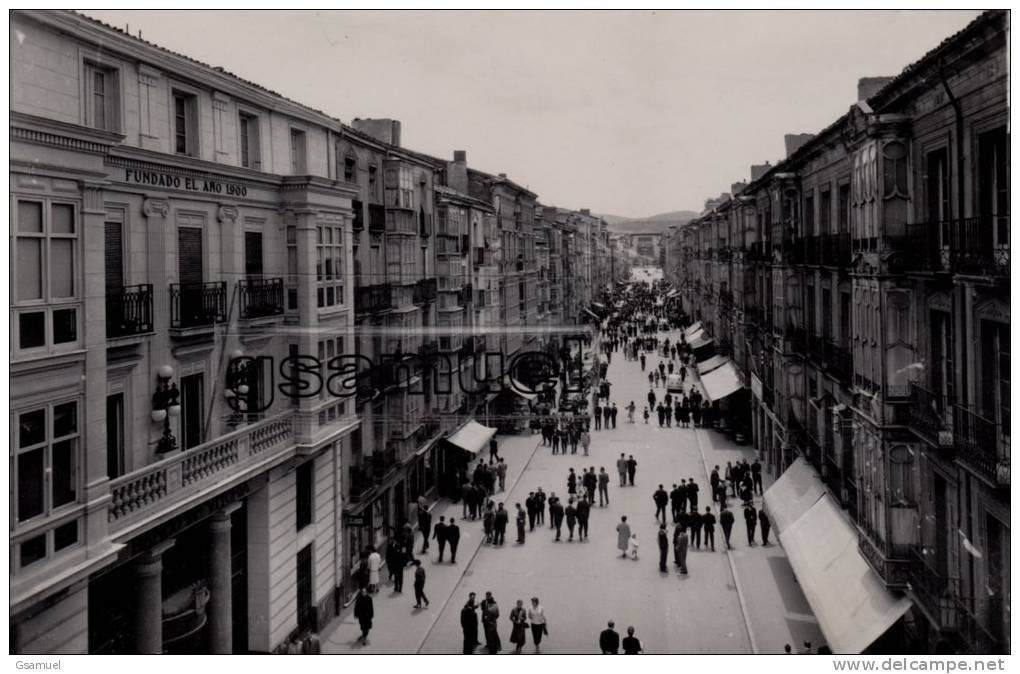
[576,496,591,540]
[565,499,578,541]
[354,590,374,645]
[752,459,764,495]
[744,504,758,546]
[493,503,509,546]
[657,523,669,572]
[550,496,565,541]
[719,505,735,549]
[461,593,480,654]
[759,508,772,546]
[480,592,501,654]
[687,478,700,512]
[515,503,527,544]
[525,492,537,532]
[626,455,637,486]
[599,621,621,654]
[433,515,448,562]
[389,542,405,593]
[710,465,721,502]
[653,484,669,524]
[418,504,433,553]
[593,404,602,430]
[702,506,717,551]
[535,488,547,525]
[669,484,682,523]
[447,518,461,563]
[689,508,703,549]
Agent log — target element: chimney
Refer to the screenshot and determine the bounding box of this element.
[580,208,591,216]
[857,76,894,102]
[784,133,814,158]
[447,150,468,193]
[731,181,747,196]
[351,118,402,147]
[750,162,772,182]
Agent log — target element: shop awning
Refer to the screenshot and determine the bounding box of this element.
[779,493,912,654]
[445,421,497,455]
[763,457,828,534]
[696,354,729,375]
[700,361,743,401]
[688,333,714,351]
[684,322,704,339]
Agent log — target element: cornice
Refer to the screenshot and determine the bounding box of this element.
[10,111,124,155]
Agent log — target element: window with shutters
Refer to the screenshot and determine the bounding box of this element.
[12,199,80,355]
[316,224,344,309]
[238,111,261,169]
[977,126,1008,250]
[85,63,119,132]
[290,128,307,174]
[172,90,198,156]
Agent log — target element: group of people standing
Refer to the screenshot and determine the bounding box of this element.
[461,593,549,654]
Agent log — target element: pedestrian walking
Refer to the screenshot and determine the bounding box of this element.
[752,459,763,495]
[461,593,480,654]
[600,622,621,654]
[418,505,432,553]
[622,627,643,654]
[674,527,689,574]
[447,518,461,563]
[688,478,699,511]
[702,506,716,551]
[493,503,509,546]
[390,543,405,593]
[528,598,547,653]
[354,589,374,645]
[653,484,669,524]
[577,495,591,540]
[581,430,591,456]
[432,516,448,562]
[689,508,703,548]
[710,465,721,502]
[567,467,578,496]
[598,467,610,506]
[616,453,628,486]
[412,560,430,608]
[627,455,637,486]
[610,402,618,429]
[565,498,578,541]
[483,505,494,544]
[720,506,735,549]
[366,546,381,594]
[627,401,636,423]
[583,467,597,503]
[550,496,565,541]
[657,523,669,573]
[640,353,646,371]
[489,436,499,462]
[744,504,758,546]
[759,508,772,545]
[593,405,602,431]
[628,533,640,560]
[509,600,528,654]
[515,503,526,544]
[535,488,547,526]
[497,458,507,492]
[526,492,537,532]
[481,592,501,654]
[616,516,631,558]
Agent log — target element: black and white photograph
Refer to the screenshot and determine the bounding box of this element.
[7,7,1010,663]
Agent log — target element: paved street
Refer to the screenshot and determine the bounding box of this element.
[324,328,824,654]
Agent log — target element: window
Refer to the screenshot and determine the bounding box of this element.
[85,63,118,132]
[14,401,79,524]
[977,127,1009,250]
[399,168,414,209]
[290,129,307,174]
[343,154,357,183]
[837,183,850,234]
[238,112,260,169]
[296,461,314,531]
[926,148,951,247]
[930,310,954,416]
[172,90,198,156]
[819,188,832,235]
[318,336,344,404]
[316,224,344,309]
[12,199,80,353]
[286,226,298,311]
[368,165,379,201]
[888,445,915,505]
[981,320,1010,437]
[106,394,124,479]
[803,192,815,236]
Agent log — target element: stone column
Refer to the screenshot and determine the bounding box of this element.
[208,504,241,654]
[134,539,175,654]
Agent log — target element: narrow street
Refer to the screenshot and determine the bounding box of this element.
[324,325,824,654]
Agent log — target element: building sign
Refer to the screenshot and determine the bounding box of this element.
[125,168,249,197]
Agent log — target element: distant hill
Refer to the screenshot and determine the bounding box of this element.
[601,210,699,234]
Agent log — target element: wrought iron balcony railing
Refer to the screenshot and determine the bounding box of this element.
[170,282,227,329]
[107,284,154,338]
[238,277,285,319]
[907,546,963,632]
[953,405,1009,486]
[900,216,1009,277]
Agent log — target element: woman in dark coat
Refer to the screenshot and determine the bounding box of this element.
[461,595,480,654]
[509,599,529,653]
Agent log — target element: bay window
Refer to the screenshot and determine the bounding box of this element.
[316,224,344,309]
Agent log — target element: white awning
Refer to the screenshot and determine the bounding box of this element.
[684,322,703,339]
[688,333,714,351]
[700,361,743,401]
[696,354,729,375]
[763,457,828,534]
[779,493,913,654]
[446,421,497,455]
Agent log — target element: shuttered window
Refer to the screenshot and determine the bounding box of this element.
[178,227,203,284]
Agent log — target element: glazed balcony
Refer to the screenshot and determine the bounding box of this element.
[953,405,1009,486]
[412,277,439,305]
[857,516,910,589]
[169,282,227,329]
[347,465,375,503]
[107,284,154,338]
[107,412,295,534]
[355,283,393,314]
[237,277,285,319]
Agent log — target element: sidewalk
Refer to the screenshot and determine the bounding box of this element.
[320,432,543,654]
[684,356,826,655]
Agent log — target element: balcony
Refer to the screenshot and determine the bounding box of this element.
[352,201,364,232]
[907,546,963,632]
[823,341,852,382]
[386,209,417,235]
[415,418,442,449]
[783,325,806,355]
[905,383,953,448]
[903,217,1010,277]
[953,405,1009,486]
[355,283,393,314]
[107,284,154,338]
[107,412,294,532]
[347,465,375,503]
[170,282,227,329]
[372,446,399,481]
[412,277,438,304]
[473,247,486,266]
[804,236,822,266]
[419,340,439,359]
[238,277,285,319]
[821,233,851,268]
[459,283,473,306]
[857,517,910,588]
[806,332,825,364]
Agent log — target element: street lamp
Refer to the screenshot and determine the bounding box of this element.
[152,365,181,453]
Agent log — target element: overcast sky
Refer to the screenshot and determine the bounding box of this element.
[85,9,980,218]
